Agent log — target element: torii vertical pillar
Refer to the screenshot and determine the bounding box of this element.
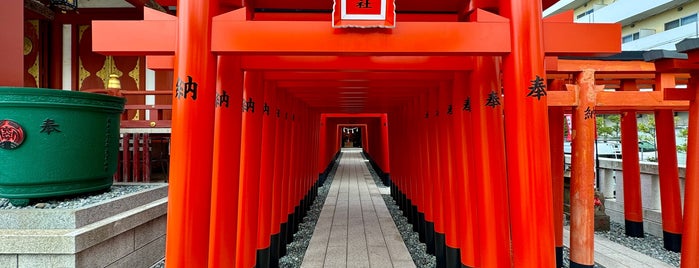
[166,0,219,266]
[499,0,556,266]
[569,69,602,267]
[451,72,478,267]
[257,82,279,268]
[470,56,510,267]
[655,73,683,252]
[682,70,699,267]
[271,90,291,265]
[237,71,266,268]
[548,79,566,268]
[209,56,244,267]
[619,80,644,238]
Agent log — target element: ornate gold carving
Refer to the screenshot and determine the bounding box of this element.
[128,57,141,89]
[79,58,90,89]
[79,25,88,42]
[28,55,40,87]
[29,20,39,33]
[23,37,32,56]
[26,20,40,87]
[96,56,123,88]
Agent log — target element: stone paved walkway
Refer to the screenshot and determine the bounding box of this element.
[302,148,415,268]
[563,227,675,268]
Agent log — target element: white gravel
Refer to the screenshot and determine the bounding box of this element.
[0,184,157,209]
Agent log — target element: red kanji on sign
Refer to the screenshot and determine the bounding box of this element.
[346,0,381,15]
[333,0,395,28]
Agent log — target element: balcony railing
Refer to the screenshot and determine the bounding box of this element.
[622,22,699,51]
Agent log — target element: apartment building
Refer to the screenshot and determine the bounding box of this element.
[544,0,699,51]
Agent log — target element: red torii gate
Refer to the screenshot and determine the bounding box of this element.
[544,56,690,266]
[92,1,620,268]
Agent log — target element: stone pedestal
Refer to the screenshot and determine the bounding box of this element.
[594,191,610,232]
[0,183,168,268]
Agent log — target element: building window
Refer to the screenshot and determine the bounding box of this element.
[622,32,640,44]
[576,9,595,19]
[665,14,698,30]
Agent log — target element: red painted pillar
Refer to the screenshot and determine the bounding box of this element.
[682,71,699,267]
[619,80,645,238]
[166,0,218,266]
[470,56,510,267]
[0,0,23,87]
[427,89,444,259]
[437,83,460,267]
[549,79,567,268]
[236,71,265,268]
[499,0,556,265]
[277,94,293,257]
[655,74,684,252]
[257,82,278,267]
[208,56,243,267]
[380,114,390,176]
[655,109,683,251]
[570,69,600,267]
[285,99,300,242]
[451,72,477,267]
[319,115,328,175]
[418,93,435,252]
[401,99,420,235]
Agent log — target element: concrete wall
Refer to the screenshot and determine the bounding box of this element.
[565,156,685,237]
[0,184,167,268]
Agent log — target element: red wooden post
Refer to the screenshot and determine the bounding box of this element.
[132,133,140,182]
[620,79,645,238]
[122,133,130,182]
[427,89,443,258]
[438,83,460,267]
[284,99,299,245]
[655,74,684,252]
[319,115,328,176]
[208,56,244,267]
[655,109,684,251]
[143,133,150,182]
[0,0,23,87]
[470,56,510,267]
[278,94,294,258]
[569,69,601,267]
[257,82,278,267]
[548,79,566,267]
[682,71,699,267]
[270,90,289,265]
[451,72,477,267]
[236,71,265,268]
[418,93,434,251]
[380,114,390,177]
[499,0,556,265]
[166,0,219,266]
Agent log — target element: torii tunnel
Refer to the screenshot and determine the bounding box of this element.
[88,0,699,267]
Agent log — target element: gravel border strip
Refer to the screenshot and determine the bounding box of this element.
[0,184,158,209]
[598,221,680,267]
[364,161,436,268]
[279,154,340,267]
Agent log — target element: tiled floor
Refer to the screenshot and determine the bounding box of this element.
[301,148,415,268]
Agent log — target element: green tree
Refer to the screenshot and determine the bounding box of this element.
[637,115,656,144]
[596,114,620,140]
[637,115,657,161]
[678,128,689,153]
